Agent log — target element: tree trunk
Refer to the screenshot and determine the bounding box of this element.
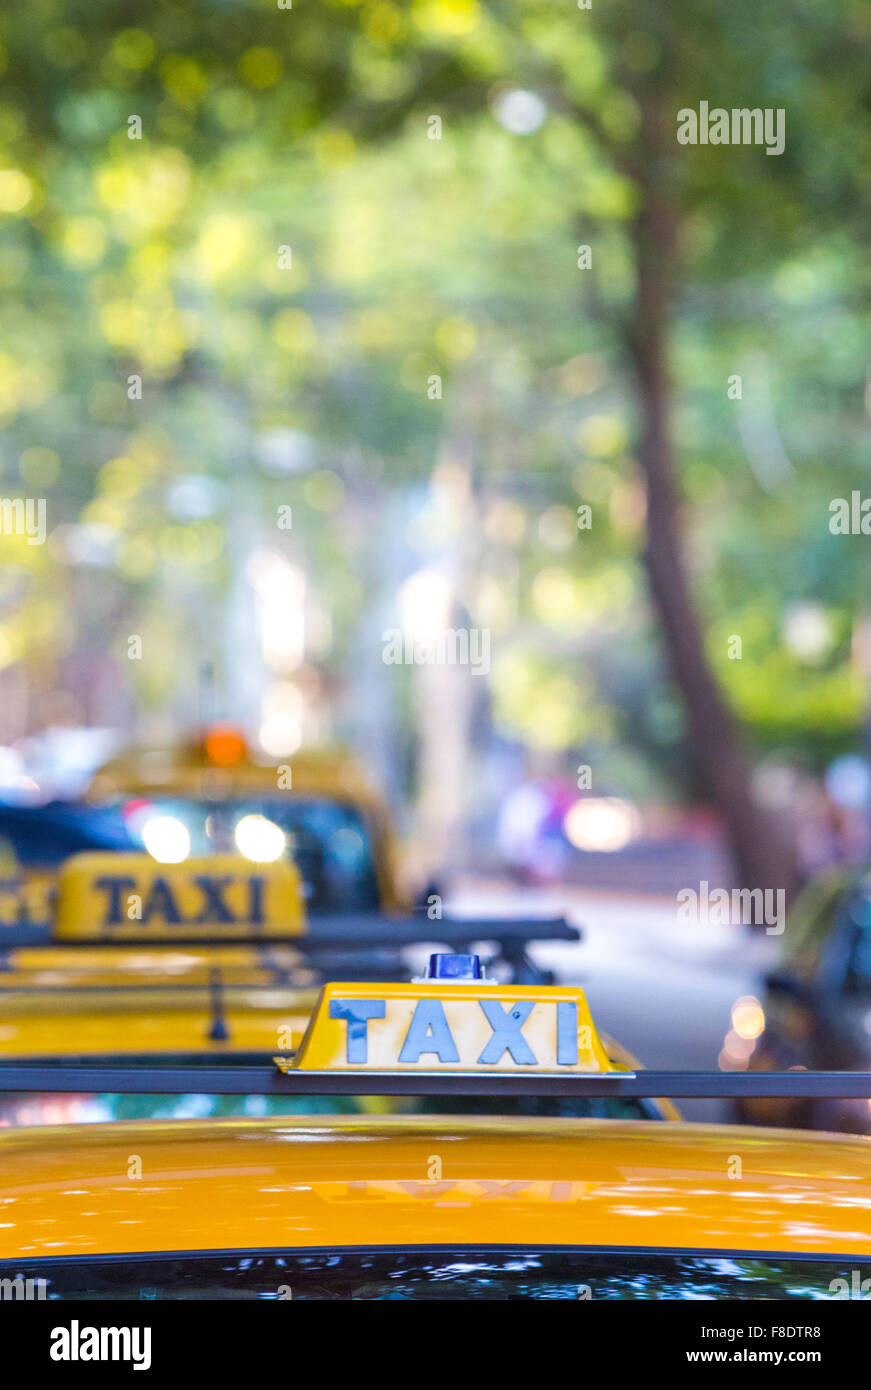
[626,112,796,901]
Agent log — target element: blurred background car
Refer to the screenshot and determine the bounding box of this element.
[87,733,406,913]
[733,865,871,1134]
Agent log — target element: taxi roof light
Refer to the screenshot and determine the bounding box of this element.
[1,851,581,973]
[425,953,485,981]
[51,852,306,941]
[201,727,248,768]
[290,973,614,1075]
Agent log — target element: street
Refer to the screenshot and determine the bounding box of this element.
[446,877,780,1120]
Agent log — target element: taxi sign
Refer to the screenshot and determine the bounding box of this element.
[54,852,306,941]
[290,955,613,1074]
[0,878,53,931]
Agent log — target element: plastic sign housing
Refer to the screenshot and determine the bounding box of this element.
[291,981,614,1074]
[54,852,306,940]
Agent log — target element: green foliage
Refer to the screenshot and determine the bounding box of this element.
[0,0,867,782]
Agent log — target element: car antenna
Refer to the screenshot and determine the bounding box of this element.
[207,966,230,1043]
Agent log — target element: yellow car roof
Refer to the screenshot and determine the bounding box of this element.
[0,982,317,1057]
[3,1114,870,1260]
[88,744,382,805]
[0,952,679,1114]
[0,974,647,1073]
[1,944,303,990]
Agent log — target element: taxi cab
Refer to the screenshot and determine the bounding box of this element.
[0,845,580,1019]
[0,852,319,1124]
[5,734,582,997]
[87,728,408,914]
[2,846,309,974]
[0,731,410,1000]
[0,955,869,1300]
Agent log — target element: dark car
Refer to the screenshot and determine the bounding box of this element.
[736,865,871,1132]
[0,800,136,871]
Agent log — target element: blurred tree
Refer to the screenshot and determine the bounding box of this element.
[393,0,871,894]
[0,0,870,890]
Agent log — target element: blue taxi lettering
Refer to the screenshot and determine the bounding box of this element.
[319,992,591,1069]
[192,876,235,924]
[477,1000,537,1065]
[329,999,386,1063]
[557,1001,578,1065]
[141,878,183,925]
[248,875,265,925]
[398,1000,460,1064]
[94,876,138,926]
[92,874,254,928]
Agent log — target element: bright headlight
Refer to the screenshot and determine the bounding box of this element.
[141,815,191,864]
[234,814,286,864]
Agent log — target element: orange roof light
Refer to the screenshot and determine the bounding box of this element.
[202,726,248,768]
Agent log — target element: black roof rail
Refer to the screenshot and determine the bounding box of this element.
[0,1062,867,1099]
[0,915,579,950]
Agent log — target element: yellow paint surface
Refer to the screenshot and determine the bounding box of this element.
[3,1115,871,1259]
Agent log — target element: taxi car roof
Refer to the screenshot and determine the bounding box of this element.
[87,745,382,804]
[3,1114,870,1261]
[3,943,294,988]
[0,982,317,1056]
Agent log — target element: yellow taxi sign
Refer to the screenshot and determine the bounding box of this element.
[0,878,54,931]
[291,973,613,1074]
[54,852,306,940]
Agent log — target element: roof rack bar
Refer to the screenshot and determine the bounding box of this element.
[304,916,580,945]
[0,1066,869,1098]
[0,916,580,950]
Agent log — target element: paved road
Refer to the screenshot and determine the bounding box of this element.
[441,877,780,1122]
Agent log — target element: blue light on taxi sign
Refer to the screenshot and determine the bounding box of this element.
[425,953,483,981]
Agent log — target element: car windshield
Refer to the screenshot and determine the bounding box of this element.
[0,1249,860,1300]
[117,796,381,913]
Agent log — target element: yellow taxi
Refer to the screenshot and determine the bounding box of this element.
[0,845,579,1016]
[0,731,410,1005]
[0,954,868,1299]
[87,728,408,913]
[3,735,581,1000]
[3,844,306,969]
[0,852,318,1125]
